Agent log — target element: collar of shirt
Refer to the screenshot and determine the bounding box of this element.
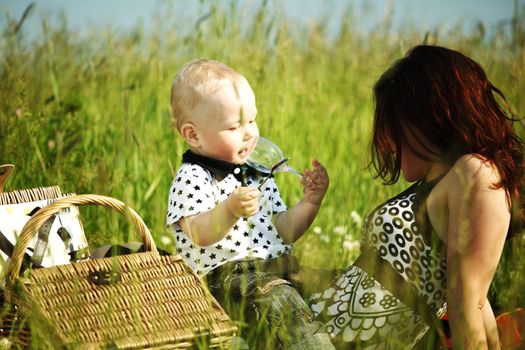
[182,150,260,183]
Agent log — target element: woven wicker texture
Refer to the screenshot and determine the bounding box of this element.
[0,185,63,205]
[4,195,237,349]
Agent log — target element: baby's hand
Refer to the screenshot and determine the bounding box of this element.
[300,159,329,205]
[226,187,260,218]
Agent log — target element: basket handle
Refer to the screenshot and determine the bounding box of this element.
[0,164,15,193]
[7,194,158,283]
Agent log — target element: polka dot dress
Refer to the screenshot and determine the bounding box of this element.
[166,162,291,276]
[310,183,447,349]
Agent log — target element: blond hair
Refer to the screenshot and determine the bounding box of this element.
[170,59,249,130]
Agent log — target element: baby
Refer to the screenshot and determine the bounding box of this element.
[166,59,333,349]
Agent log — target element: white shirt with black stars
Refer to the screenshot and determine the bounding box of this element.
[166,163,291,276]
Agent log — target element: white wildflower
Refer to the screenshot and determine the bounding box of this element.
[343,239,361,252]
[319,234,330,243]
[160,235,172,246]
[350,210,363,227]
[0,337,12,349]
[333,225,348,235]
[313,226,322,234]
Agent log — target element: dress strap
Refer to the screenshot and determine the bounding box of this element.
[413,177,446,250]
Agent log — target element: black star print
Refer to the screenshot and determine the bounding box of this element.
[249,223,255,230]
[185,252,190,258]
[268,254,273,259]
[267,225,273,231]
[176,248,182,253]
[185,179,191,185]
[188,193,193,199]
[220,189,226,195]
[196,199,202,204]
[216,244,223,250]
[189,206,194,211]
[226,235,233,240]
[259,217,265,223]
[258,233,263,238]
[194,259,201,264]
[273,188,278,193]
[233,225,239,231]
[275,201,282,207]
[210,253,216,260]
[263,245,268,249]
[178,190,183,195]
[230,249,236,253]
[200,248,206,254]
[235,241,241,246]
[253,238,259,244]
[178,203,184,209]
[243,231,249,237]
[194,185,200,191]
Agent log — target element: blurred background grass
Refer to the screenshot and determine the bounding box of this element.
[1,0,525,312]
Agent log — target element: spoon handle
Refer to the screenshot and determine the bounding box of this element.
[285,166,303,178]
[257,174,272,190]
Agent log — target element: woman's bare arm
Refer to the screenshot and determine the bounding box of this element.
[446,155,509,349]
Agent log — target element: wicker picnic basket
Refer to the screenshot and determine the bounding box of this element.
[3,194,237,349]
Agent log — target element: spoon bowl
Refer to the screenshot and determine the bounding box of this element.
[247,137,302,177]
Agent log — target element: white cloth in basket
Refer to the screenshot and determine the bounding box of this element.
[0,196,88,286]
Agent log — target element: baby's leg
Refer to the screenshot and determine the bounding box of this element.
[253,283,335,349]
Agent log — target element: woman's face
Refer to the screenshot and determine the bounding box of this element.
[399,126,434,182]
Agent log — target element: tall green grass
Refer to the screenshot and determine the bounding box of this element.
[1,0,525,344]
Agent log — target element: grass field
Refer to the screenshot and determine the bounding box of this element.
[1,1,525,347]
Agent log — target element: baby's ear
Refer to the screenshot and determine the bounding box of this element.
[180,122,200,147]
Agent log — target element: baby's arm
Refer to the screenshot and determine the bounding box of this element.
[180,187,260,246]
[273,159,329,243]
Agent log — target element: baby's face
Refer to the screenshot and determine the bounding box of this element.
[192,81,259,164]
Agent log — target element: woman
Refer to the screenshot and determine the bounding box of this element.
[310,45,524,349]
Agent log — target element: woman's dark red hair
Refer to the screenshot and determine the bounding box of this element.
[370,45,524,232]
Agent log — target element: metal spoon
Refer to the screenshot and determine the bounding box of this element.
[257,158,290,190]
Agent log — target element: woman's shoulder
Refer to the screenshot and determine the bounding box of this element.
[447,154,502,190]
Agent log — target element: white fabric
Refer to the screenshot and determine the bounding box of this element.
[0,196,88,285]
[166,163,290,275]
